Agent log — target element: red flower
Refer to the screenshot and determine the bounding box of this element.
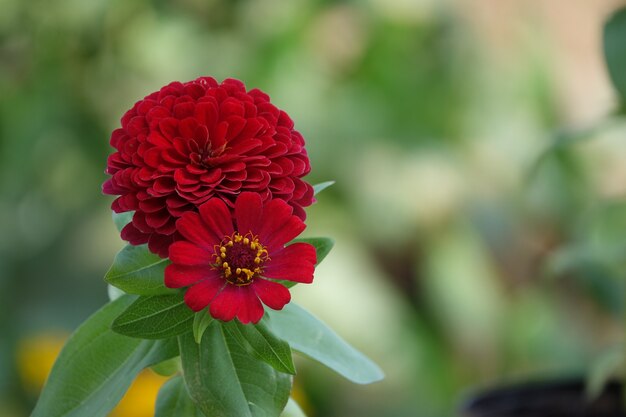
[103,77,314,257]
[164,192,316,324]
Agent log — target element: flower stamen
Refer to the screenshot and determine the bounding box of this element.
[213,232,269,286]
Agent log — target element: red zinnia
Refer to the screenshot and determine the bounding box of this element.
[164,192,316,324]
[103,77,314,257]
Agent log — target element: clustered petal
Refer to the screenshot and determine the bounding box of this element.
[164,192,316,324]
[104,77,314,257]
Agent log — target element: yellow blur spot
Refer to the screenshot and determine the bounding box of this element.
[17,332,168,417]
[16,332,67,393]
[110,370,168,417]
[291,379,313,416]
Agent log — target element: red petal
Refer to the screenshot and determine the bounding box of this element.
[169,241,212,266]
[235,286,264,324]
[253,279,291,311]
[165,264,220,288]
[198,198,234,242]
[174,168,199,186]
[261,213,306,252]
[149,233,174,258]
[256,199,295,249]
[263,243,316,283]
[159,117,179,140]
[176,212,218,249]
[184,278,227,311]
[179,117,199,140]
[209,285,240,322]
[102,179,116,195]
[145,209,170,228]
[120,223,149,245]
[234,192,262,234]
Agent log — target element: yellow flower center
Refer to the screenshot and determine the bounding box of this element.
[213,232,269,286]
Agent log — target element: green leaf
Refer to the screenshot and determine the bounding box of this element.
[266,303,384,384]
[112,293,195,339]
[155,376,203,417]
[223,320,296,375]
[107,284,125,301]
[586,344,624,400]
[604,7,626,104]
[150,356,181,377]
[192,310,214,344]
[280,398,307,417]
[105,244,173,296]
[179,322,292,417]
[312,181,334,195]
[112,211,134,232]
[31,295,179,417]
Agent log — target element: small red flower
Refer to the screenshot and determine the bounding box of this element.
[103,77,314,257]
[164,192,316,324]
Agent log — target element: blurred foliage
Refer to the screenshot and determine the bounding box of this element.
[604,6,626,108]
[1,0,625,416]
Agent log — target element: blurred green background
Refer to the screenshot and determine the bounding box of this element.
[1,0,626,416]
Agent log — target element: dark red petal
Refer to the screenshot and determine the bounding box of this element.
[132,212,151,233]
[102,179,116,195]
[195,101,218,127]
[184,278,227,311]
[198,198,234,242]
[165,264,220,288]
[209,285,241,322]
[263,243,316,283]
[104,77,315,259]
[145,209,170,228]
[176,212,218,249]
[235,286,264,324]
[120,223,149,245]
[169,241,212,266]
[234,192,263,234]
[156,218,178,235]
[149,233,175,258]
[159,117,179,140]
[174,168,199,186]
[200,169,222,185]
[253,278,291,311]
[291,204,306,221]
[110,128,126,147]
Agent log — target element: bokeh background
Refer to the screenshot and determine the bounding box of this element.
[1,0,626,416]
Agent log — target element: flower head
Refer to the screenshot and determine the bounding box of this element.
[103,77,314,257]
[164,192,316,324]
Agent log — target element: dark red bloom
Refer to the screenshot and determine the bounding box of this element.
[103,77,314,257]
[164,192,316,324]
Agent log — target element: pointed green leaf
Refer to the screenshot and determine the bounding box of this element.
[150,356,181,377]
[604,7,626,104]
[179,322,292,417]
[155,376,203,417]
[112,293,194,339]
[266,303,384,384]
[192,310,214,344]
[107,284,125,301]
[280,398,307,417]
[31,296,179,417]
[112,211,134,232]
[223,320,296,375]
[105,244,173,296]
[312,181,335,195]
[586,344,624,400]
